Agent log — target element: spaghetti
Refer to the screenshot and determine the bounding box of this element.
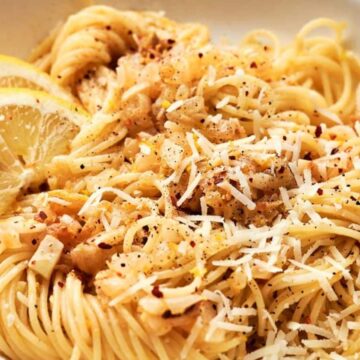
[1,5,360,359]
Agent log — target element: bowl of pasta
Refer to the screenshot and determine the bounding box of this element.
[0,0,360,359]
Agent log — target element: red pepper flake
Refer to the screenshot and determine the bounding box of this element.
[303,152,312,160]
[331,148,339,155]
[37,211,47,221]
[167,39,175,44]
[152,285,163,298]
[98,242,112,250]
[222,268,234,280]
[39,181,49,192]
[315,125,322,138]
[105,25,112,30]
[58,281,64,288]
[31,239,37,245]
[214,175,224,185]
[162,310,172,318]
[190,241,196,248]
[317,188,323,196]
[250,61,257,69]
[278,166,285,174]
[198,52,203,58]
[229,179,237,187]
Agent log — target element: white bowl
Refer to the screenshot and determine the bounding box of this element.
[0,0,360,58]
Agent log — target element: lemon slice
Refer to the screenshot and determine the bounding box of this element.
[0,136,25,214]
[0,54,74,102]
[0,88,89,214]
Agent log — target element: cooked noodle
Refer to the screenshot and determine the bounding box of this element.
[1,5,360,359]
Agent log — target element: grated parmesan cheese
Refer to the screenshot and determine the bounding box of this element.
[317,108,342,124]
[216,96,231,109]
[288,162,304,187]
[177,173,202,207]
[215,321,252,333]
[218,180,256,210]
[166,99,184,113]
[291,132,302,162]
[79,187,138,215]
[213,254,252,267]
[121,82,150,102]
[263,309,277,331]
[243,262,253,281]
[235,167,252,199]
[100,212,111,232]
[319,278,338,301]
[109,274,157,306]
[287,322,332,338]
[330,353,347,360]
[347,321,360,330]
[60,214,74,225]
[301,339,336,348]
[48,197,72,206]
[205,308,226,341]
[193,129,214,157]
[253,259,282,273]
[230,307,257,317]
[161,139,184,169]
[288,260,332,279]
[325,256,351,280]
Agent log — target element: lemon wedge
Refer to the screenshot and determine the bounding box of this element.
[0,54,74,102]
[0,88,89,214]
